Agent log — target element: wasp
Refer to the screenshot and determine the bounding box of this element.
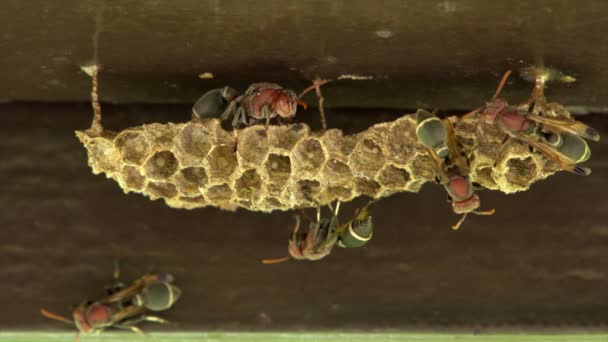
[262,202,373,263]
[191,79,332,128]
[40,263,181,341]
[464,69,599,175]
[416,111,495,230]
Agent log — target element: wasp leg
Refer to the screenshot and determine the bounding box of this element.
[220,101,237,121]
[115,323,146,336]
[261,105,272,128]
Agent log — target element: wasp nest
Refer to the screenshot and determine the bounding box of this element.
[75,113,558,212]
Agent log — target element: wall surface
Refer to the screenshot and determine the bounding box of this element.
[1,0,608,110]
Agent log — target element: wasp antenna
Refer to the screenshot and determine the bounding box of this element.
[261,256,291,264]
[451,213,468,230]
[491,70,512,101]
[297,79,331,99]
[40,309,74,324]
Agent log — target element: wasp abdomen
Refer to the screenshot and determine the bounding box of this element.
[415,109,448,158]
[134,282,182,312]
[339,216,373,248]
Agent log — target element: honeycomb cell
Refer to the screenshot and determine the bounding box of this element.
[144,123,180,148]
[268,123,309,151]
[294,179,321,203]
[321,158,353,186]
[177,123,213,159]
[472,166,497,189]
[114,131,150,166]
[263,197,284,209]
[144,151,179,180]
[178,196,206,205]
[205,184,233,203]
[122,165,145,191]
[292,138,325,176]
[353,177,381,197]
[147,182,178,199]
[181,167,208,187]
[324,186,352,200]
[206,145,238,179]
[235,169,263,200]
[264,154,291,185]
[378,165,410,189]
[237,127,269,166]
[387,118,418,165]
[349,138,385,178]
[504,157,537,189]
[266,184,284,197]
[409,153,436,181]
[320,129,356,159]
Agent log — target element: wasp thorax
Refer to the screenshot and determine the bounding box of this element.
[445,175,474,202]
[134,282,182,312]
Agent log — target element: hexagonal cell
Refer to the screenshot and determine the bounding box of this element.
[266,183,285,197]
[147,182,178,199]
[349,138,385,178]
[387,118,417,165]
[409,153,436,181]
[205,184,233,203]
[237,199,253,210]
[180,167,208,187]
[471,166,497,189]
[292,138,326,176]
[268,123,310,151]
[293,179,321,203]
[324,186,353,201]
[175,178,201,196]
[237,127,269,166]
[320,129,356,159]
[235,169,263,200]
[177,123,213,159]
[321,158,353,186]
[263,197,284,209]
[264,154,291,185]
[377,165,410,189]
[122,165,145,191]
[85,136,121,173]
[353,177,381,197]
[206,145,238,179]
[178,196,206,206]
[144,151,179,180]
[504,157,537,189]
[114,131,150,166]
[144,123,181,148]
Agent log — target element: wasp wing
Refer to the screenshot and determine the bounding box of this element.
[443,118,470,175]
[526,113,600,142]
[102,274,161,304]
[511,132,591,176]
